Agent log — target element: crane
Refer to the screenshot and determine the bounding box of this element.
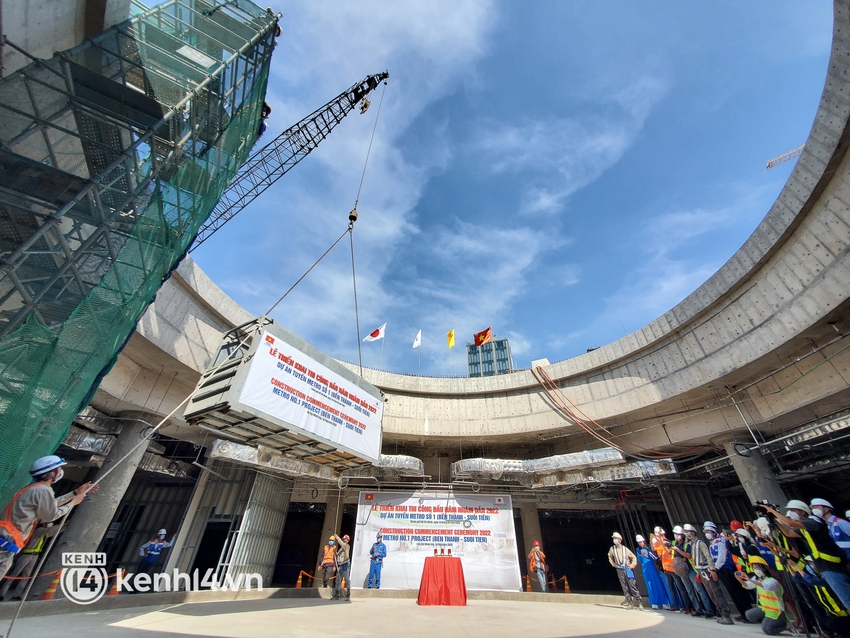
[190,71,389,250]
[766,144,803,169]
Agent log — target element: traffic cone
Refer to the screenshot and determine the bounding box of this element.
[341,577,346,589]
[563,575,571,593]
[40,570,62,600]
[549,574,557,592]
[525,575,531,592]
[295,572,303,588]
[108,571,121,596]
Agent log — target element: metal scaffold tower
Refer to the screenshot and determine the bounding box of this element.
[0,0,278,500]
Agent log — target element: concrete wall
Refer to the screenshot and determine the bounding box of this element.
[92,1,850,456]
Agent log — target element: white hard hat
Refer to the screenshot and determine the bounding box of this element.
[672,525,684,535]
[29,455,66,476]
[735,528,752,540]
[635,534,645,542]
[157,529,167,535]
[682,523,697,533]
[810,498,833,510]
[654,526,664,534]
[612,532,623,539]
[703,521,717,532]
[846,510,850,520]
[785,500,811,515]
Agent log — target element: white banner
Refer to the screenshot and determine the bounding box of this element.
[350,491,522,591]
[237,330,383,463]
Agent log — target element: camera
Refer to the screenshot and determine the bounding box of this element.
[753,499,778,511]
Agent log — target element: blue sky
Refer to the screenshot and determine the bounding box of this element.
[192,1,833,376]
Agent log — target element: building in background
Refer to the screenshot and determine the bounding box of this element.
[467,337,513,377]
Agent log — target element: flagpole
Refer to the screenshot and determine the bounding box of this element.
[418,343,421,375]
[380,335,385,369]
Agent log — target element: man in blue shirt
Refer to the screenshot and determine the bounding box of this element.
[368,533,387,589]
[811,498,850,560]
[138,528,175,575]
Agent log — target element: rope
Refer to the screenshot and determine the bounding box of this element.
[265,226,351,316]
[353,81,387,209]
[350,224,363,376]
[0,569,61,580]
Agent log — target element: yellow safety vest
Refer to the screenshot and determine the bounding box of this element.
[813,584,850,617]
[21,534,46,554]
[800,529,843,564]
[757,583,784,620]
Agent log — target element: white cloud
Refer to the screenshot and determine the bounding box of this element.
[473,76,669,216]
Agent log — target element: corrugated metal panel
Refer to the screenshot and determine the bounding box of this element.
[659,484,750,529]
[227,472,293,584]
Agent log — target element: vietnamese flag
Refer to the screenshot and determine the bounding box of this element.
[473,327,493,346]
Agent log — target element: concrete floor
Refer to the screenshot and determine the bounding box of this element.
[4,598,769,638]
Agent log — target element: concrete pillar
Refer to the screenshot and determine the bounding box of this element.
[34,412,154,596]
[723,442,787,507]
[314,491,342,585]
[518,502,543,560]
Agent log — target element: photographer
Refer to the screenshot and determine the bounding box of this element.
[736,555,788,635]
[762,500,850,611]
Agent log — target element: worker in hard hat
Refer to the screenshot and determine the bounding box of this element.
[810,498,850,560]
[607,532,643,610]
[736,555,788,635]
[137,528,176,576]
[652,527,684,611]
[670,525,706,616]
[762,499,850,611]
[527,540,548,593]
[0,522,60,601]
[680,523,717,618]
[0,455,95,581]
[704,521,753,622]
[331,533,351,601]
[635,534,668,609]
[684,524,733,624]
[368,532,387,589]
[320,536,337,587]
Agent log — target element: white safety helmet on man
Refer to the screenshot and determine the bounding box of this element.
[785,500,811,515]
[157,529,167,536]
[635,534,645,542]
[612,532,623,539]
[654,526,665,535]
[735,528,752,540]
[29,455,66,477]
[810,498,833,511]
[682,523,697,534]
[703,521,718,532]
[672,525,684,535]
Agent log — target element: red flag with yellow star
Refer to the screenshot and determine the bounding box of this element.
[473,327,493,347]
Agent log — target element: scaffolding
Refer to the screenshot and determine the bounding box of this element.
[0,0,278,501]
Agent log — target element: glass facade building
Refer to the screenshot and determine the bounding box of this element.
[467,338,513,377]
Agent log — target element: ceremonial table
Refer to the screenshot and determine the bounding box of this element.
[417,556,467,606]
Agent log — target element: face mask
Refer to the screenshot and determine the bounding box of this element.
[376,536,382,542]
[329,541,335,546]
[53,468,64,482]
[705,532,715,540]
[675,535,684,541]
[158,535,166,540]
[753,568,765,578]
[786,511,800,521]
[613,539,621,545]
[812,508,824,519]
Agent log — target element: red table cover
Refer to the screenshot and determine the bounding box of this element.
[417,556,467,606]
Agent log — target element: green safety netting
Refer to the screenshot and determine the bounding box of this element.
[0,0,276,502]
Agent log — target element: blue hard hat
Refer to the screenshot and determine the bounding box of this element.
[30,455,66,476]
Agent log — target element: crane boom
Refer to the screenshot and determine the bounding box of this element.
[190,71,389,250]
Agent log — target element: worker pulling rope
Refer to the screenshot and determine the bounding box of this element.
[2,77,389,638]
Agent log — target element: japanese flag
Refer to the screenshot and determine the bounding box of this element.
[363,322,386,342]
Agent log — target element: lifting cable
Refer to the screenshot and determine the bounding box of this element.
[532,367,707,461]
[4,82,390,638]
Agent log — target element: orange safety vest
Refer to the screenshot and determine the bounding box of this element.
[0,483,47,552]
[529,549,546,572]
[659,544,675,573]
[321,545,336,566]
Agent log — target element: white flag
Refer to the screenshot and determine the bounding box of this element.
[412,329,422,349]
[363,322,386,342]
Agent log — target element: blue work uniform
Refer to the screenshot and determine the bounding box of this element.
[826,514,850,560]
[368,540,387,588]
[138,537,174,574]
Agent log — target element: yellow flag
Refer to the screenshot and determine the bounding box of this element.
[447,329,455,349]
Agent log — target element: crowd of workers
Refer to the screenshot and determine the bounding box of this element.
[609,498,850,637]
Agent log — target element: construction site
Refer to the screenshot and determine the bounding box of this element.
[1,0,850,636]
